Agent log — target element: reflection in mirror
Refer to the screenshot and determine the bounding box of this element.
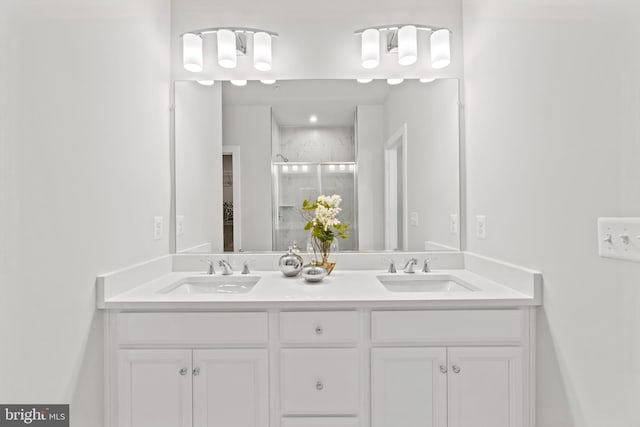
[173,79,460,254]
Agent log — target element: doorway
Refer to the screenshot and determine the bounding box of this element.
[222,146,242,252]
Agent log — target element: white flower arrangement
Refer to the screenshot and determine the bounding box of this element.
[301,194,349,266]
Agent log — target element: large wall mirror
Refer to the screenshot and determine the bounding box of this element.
[173,79,461,254]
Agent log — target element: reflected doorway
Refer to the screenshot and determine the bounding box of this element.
[222,146,242,252]
[384,124,408,251]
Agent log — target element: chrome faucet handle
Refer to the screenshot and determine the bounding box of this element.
[422,258,431,273]
[242,260,251,275]
[218,259,233,275]
[403,258,418,273]
[201,259,215,275]
[385,258,397,273]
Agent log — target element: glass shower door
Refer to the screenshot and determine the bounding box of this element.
[272,162,358,252]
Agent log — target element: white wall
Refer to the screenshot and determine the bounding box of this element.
[222,105,273,251]
[175,81,223,253]
[0,1,171,425]
[170,0,463,81]
[280,127,355,162]
[384,80,460,251]
[462,0,640,425]
[356,106,386,250]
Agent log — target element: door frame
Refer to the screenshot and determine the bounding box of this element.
[384,124,408,251]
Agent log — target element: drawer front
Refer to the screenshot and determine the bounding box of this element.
[281,349,359,415]
[371,310,524,344]
[118,312,268,346]
[280,311,359,344]
[282,418,359,427]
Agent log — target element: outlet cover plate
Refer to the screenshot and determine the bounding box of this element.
[598,217,640,262]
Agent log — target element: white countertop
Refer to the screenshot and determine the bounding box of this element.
[100,268,539,310]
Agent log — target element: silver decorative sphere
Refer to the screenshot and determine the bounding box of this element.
[301,265,327,283]
[278,247,304,277]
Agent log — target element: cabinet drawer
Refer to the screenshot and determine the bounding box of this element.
[281,349,359,415]
[280,311,359,344]
[282,418,359,427]
[118,312,268,346]
[371,310,524,344]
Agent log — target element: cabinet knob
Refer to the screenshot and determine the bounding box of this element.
[179,368,188,376]
[439,365,448,374]
[452,365,461,374]
[316,380,324,391]
[193,368,200,376]
[315,325,323,335]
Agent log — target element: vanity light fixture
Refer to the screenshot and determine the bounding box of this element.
[430,29,451,69]
[230,79,247,86]
[183,33,203,72]
[355,25,451,69]
[419,78,436,83]
[181,27,278,72]
[387,78,404,85]
[357,78,373,83]
[309,115,318,123]
[260,79,276,85]
[397,25,418,65]
[196,80,215,86]
[361,29,380,69]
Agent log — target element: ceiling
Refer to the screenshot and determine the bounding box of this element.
[222,79,391,127]
[170,0,463,81]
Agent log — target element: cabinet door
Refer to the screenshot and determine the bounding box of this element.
[118,349,193,427]
[371,348,447,427]
[193,349,269,427]
[448,347,523,427]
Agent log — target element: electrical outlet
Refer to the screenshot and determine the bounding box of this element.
[177,215,185,236]
[449,214,458,234]
[153,216,163,240]
[410,212,419,227]
[476,215,487,239]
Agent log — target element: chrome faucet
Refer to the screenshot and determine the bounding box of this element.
[202,259,215,275]
[403,258,418,273]
[218,260,233,275]
[422,259,431,273]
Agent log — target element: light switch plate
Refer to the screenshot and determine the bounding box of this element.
[476,215,487,239]
[597,217,640,262]
[153,216,163,240]
[409,212,419,227]
[449,214,458,234]
[176,215,185,236]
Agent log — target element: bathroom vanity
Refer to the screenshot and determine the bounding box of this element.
[98,252,541,427]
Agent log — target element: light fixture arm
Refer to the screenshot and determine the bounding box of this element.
[354,24,449,35]
[181,27,279,37]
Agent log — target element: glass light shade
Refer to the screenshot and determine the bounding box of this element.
[260,79,276,84]
[230,79,247,86]
[253,32,272,71]
[361,29,380,69]
[217,29,237,69]
[357,78,373,84]
[430,29,451,69]
[182,33,203,72]
[196,80,215,86]
[419,78,436,83]
[387,78,404,85]
[398,25,418,66]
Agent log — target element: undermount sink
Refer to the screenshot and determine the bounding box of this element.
[160,275,261,295]
[377,274,477,293]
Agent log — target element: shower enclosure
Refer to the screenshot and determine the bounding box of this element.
[272,162,358,252]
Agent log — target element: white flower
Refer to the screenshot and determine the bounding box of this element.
[313,195,343,231]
